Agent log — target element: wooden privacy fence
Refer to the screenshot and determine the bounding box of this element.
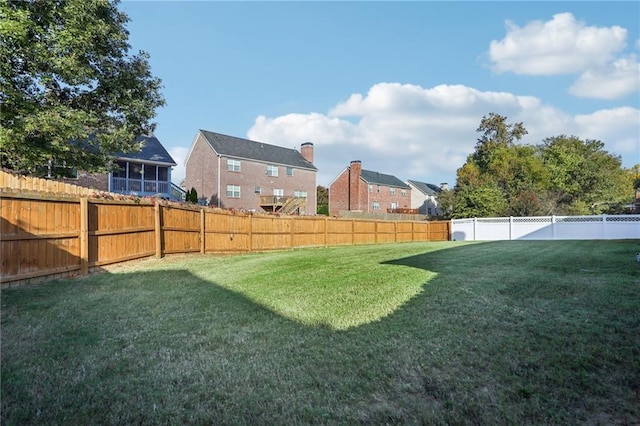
[1,191,450,286]
[0,169,97,197]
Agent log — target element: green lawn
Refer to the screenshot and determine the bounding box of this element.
[2,240,639,424]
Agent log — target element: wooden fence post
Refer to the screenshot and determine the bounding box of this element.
[200,208,205,254]
[290,217,295,249]
[80,197,89,275]
[352,219,355,245]
[154,202,162,259]
[248,214,253,252]
[324,216,328,247]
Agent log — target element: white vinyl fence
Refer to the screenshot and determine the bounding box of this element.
[451,215,640,241]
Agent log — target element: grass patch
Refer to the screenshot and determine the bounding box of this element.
[2,240,639,424]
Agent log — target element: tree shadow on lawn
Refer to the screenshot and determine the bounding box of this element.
[2,240,639,425]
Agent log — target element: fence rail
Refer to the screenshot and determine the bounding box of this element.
[451,215,640,241]
[1,191,450,286]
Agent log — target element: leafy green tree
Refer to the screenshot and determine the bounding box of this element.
[451,183,507,218]
[316,185,328,215]
[630,164,640,190]
[435,188,456,219]
[455,113,547,216]
[471,112,528,174]
[539,136,631,214]
[0,0,165,174]
[186,187,198,204]
[449,114,633,218]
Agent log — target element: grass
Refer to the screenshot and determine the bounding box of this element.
[2,240,639,424]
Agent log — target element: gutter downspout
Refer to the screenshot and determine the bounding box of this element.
[217,154,221,208]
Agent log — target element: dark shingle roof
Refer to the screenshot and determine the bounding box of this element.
[115,135,176,165]
[408,180,442,195]
[199,130,316,171]
[361,169,410,189]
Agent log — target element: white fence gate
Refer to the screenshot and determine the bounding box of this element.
[451,215,640,241]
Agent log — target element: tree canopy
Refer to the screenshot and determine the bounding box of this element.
[0,0,165,175]
[317,185,328,215]
[442,113,635,218]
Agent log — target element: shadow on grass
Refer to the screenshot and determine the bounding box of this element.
[2,240,639,425]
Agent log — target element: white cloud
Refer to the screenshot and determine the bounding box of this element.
[169,146,188,184]
[489,12,627,75]
[247,82,640,187]
[573,107,640,155]
[569,54,640,99]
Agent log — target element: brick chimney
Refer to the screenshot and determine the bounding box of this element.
[300,142,314,164]
[349,160,362,210]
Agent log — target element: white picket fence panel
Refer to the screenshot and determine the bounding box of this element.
[451,215,640,241]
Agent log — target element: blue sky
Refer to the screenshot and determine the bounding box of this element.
[119,1,640,187]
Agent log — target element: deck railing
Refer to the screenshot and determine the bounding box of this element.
[111,177,170,195]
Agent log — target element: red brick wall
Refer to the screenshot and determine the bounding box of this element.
[219,159,316,213]
[184,133,219,205]
[185,133,317,213]
[366,184,412,212]
[349,160,362,210]
[328,168,350,216]
[329,161,412,215]
[301,142,313,164]
[59,172,109,192]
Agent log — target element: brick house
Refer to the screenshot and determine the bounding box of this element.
[184,130,317,214]
[52,135,181,200]
[407,180,445,216]
[328,160,411,216]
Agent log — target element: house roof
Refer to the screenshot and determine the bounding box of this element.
[114,135,176,166]
[361,169,410,189]
[198,130,317,171]
[408,179,442,195]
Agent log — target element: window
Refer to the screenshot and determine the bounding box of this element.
[390,202,397,209]
[226,185,240,198]
[157,167,168,182]
[144,164,157,180]
[273,188,284,196]
[128,163,142,179]
[254,186,261,194]
[368,184,373,193]
[390,187,396,195]
[294,190,307,198]
[428,207,432,215]
[267,164,278,177]
[113,161,127,178]
[227,159,241,172]
[372,201,380,210]
[286,167,294,176]
[401,189,407,197]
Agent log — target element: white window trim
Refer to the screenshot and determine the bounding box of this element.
[267,164,279,177]
[226,184,241,198]
[227,159,241,172]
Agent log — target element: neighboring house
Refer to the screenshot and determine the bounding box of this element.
[328,160,411,216]
[53,135,181,200]
[407,180,446,216]
[184,130,317,214]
